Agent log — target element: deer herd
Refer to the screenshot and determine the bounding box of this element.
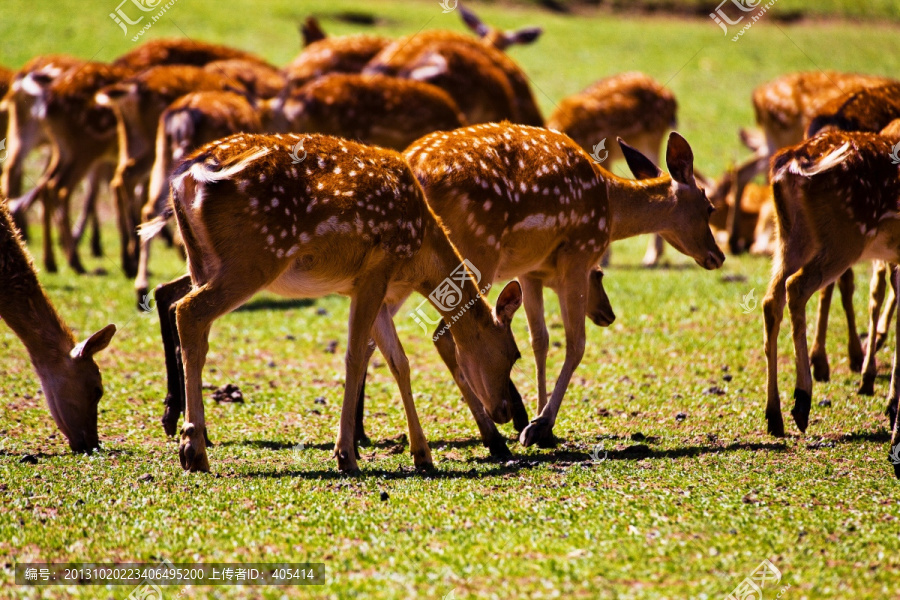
[3,6,900,477]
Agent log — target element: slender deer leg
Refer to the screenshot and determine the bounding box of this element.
[355,368,372,447]
[156,275,192,437]
[763,265,790,437]
[520,260,589,448]
[642,234,665,267]
[876,263,897,352]
[809,284,834,383]
[371,305,433,470]
[520,276,549,413]
[838,267,864,373]
[787,256,860,433]
[333,274,392,472]
[432,320,513,459]
[860,263,887,396]
[72,164,104,257]
[888,267,900,478]
[53,176,86,275]
[112,180,139,278]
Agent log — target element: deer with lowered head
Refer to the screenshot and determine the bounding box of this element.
[146,132,524,472]
[402,122,724,447]
[764,129,900,456]
[0,200,115,452]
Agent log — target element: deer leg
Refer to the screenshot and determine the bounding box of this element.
[156,274,193,437]
[371,305,433,470]
[40,186,58,273]
[763,267,789,437]
[888,266,900,478]
[809,283,833,383]
[520,276,549,413]
[54,179,86,275]
[642,235,665,267]
[838,267,864,373]
[354,345,375,447]
[432,320,513,459]
[111,179,139,278]
[860,263,887,396]
[520,263,588,448]
[334,276,391,473]
[876,263,898,352]
[72,164,102,254]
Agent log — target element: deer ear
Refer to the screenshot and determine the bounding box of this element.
[494,281,522,326]
[71,324,116,360]
[504,26,543,46]
[665,132,695,185]
[301,16,327,46]
[618,137,662,180]
[459,4,490,37]
[407,52,448,82]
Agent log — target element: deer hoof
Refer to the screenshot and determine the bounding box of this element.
[885,402,898,431]
[412,448,434,471]
[355,432,372,448]
[849,349,864,374]
[519,417,553,447]
[791,389,812,433]
[811,354,830,383]
[486,438,513,460]
[179,423,210,472]
[858,373,876,396]
[335,447,359,473]
[766,409,785,438]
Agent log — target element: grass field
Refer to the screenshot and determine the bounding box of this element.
[2,1,900,598]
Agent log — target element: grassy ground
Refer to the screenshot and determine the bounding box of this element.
[2,1,900,598]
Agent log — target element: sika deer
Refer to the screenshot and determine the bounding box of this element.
[284,25,391,89]
[150,133,523,472]
[0,200,115,452]
[403,123,723,446]
[547,72,678,266]
[764,131,900,445]
[112,38,269,71]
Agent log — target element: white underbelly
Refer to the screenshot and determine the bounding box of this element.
[266,269,355,299]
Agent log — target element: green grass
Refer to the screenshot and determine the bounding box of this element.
[3,1,900,598]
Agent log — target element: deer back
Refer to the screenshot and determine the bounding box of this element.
[807,82,900,138]
[284,34,391,88]
[204,59,286,100]
[113,38,268,71]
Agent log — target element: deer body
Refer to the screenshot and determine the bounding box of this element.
[284,33,391,88]
[154,133,523,472]
[0,201,115,452]
[404,122,722,446]
[764,132,900,445]
[113,38,269,71]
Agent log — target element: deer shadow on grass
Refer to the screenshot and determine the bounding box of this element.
[235,297,315,313]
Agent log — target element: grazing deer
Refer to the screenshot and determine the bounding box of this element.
[266,73,466,150]
[203,59,286,100]
[807,82,900,139]
[95,65,247,277]
[363,27,543,126]
[284,25,391,89]
[112,38,269,71]
[13,62,133,274]
[136,91,263,305]
[147,133,524,472]
[457,4,543,51]
[764,131,900,443]
[547,72,678,266]
[0,200,116,452]
[403,123,723,447]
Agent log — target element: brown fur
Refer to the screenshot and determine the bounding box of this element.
[113,38,268,71]
[808,82,900,138]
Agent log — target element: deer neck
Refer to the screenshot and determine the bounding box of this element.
[0,231,75,370]
[606,176,677,242]
[412,214,494,337]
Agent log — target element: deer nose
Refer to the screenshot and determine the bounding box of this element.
[490,400,512,424]
[705,249,725,270]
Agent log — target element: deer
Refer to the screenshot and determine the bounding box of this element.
[143,132,524,472]
[112,38,270,72]
[546,71,678,267]
[135,90,263,307]
[95,65,248,278]
[0,65,13,147]
[203,59,286,100]
[0,200,116,453]
[764,130,900,449]
[401,122,723,447]
[266,73,466,150]
[363,17,543,126]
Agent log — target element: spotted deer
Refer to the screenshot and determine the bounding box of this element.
[147,133,524,472]
[266,73,466,150]
[112,38,269,71]
[95,65,247,277]
[363,27,543,126]
[284,25,391,89]
[0,200,116,452]
[136,91,263,305]
[547,72,678,266]
[203,59,286,100]
[457,4,543,51]
[764,131,900,455]
[402,123,723,447]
